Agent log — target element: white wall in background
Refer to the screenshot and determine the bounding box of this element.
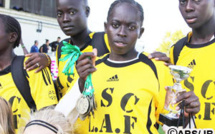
[0,7,68,55]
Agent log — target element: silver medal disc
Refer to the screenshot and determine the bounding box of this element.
[76,96,90,115]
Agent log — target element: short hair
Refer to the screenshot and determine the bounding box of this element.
[0,14,21,48]
[57,37,61,39]
[45,39,49,43]
[0,97,15,134]
[34,40,38,44]
[107,0,144,25]
[24,107,74,134]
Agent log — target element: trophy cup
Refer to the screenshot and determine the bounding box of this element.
[159,65,192,126]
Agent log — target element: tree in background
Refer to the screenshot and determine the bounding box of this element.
[156,30,185,56]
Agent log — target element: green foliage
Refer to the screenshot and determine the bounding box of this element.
[156,30,185,56]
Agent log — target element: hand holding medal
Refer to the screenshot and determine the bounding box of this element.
[76,73,97,120]
[60,41,97,120]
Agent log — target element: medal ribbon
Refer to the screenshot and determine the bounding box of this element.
[60,41,94,96]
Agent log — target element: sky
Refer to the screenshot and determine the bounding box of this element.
[88,0,191,52]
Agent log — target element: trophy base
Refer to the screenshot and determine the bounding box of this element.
[159,114,183,127]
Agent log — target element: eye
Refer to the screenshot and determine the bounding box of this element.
[129,26,136,31]
[57,11,62,17]
[193,0,200,2]
[179,0,186,5]
[112,23,119,28]
[69,10,76,15]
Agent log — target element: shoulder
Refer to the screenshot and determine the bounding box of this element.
[139,52,167,73]
[95,53,109,66]
[92,32,105,37]
[172,32,191,48]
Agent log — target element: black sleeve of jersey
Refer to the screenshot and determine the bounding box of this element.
[92,32,109,56]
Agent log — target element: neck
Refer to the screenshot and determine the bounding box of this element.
[191,15,215,44]
[0,49,15,71]
[70,29,91,48]
[109,49,138,61]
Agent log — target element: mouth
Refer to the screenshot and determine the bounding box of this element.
[114,41,127,47]
[62,26,74,31]
[186,17,197,24]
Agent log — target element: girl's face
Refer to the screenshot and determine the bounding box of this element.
[105,3,144,57]
[0,19,10,51]
[24,125,56,134]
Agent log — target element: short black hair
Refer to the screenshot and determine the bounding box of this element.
[0,14,21,48]
[107,0,144,26]
[46,39,49,43]
[34,40,38,44]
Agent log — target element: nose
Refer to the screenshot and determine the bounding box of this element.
[185,0,194,12]
[117,26,127,37]
[63,13,70,23]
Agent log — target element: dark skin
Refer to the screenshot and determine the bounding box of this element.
[179,0,215,44]
[25,0,90,72]
[148,51,171,66]
[149,0,215,64]
[25,53,49,72]
[76,3,200,116]
[0,19,17,71]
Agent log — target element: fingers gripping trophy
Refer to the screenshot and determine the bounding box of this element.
[159,65,192,127]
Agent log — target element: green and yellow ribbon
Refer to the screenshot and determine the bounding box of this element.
[59,41,94,96]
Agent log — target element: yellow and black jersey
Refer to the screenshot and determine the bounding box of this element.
[170,32,215,129]
[55,32,110,99]
[55,32,110,134]
[0,57,58,133]
[88,52,172,134]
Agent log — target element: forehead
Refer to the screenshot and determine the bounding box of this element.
[57,0,84,9]
[110,3,141,23]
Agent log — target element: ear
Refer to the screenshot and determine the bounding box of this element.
[104,22,108,33]
[138,27,144,38]
[8,32,18,43]
[86,6,90,17]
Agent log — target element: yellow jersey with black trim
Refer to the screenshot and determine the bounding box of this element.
[169,32,215,130]
[55,32,110,99]
[0,57,58,133]
[55,32,110,134]
[88,53,172,134]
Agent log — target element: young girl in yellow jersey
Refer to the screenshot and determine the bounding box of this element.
[75,0,200,133]
[0,14,58,133]
[149,0,215,130]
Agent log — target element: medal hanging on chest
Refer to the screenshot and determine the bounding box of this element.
[60,41,96,120]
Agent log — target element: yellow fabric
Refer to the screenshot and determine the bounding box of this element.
[56,32,110,134]
[169,32,215,129]
[104,33,111,52]
[88,53,172,134]
[0,57,58,133]
[56,32,110,99]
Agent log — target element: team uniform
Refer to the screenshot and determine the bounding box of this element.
[55,32,110,134]
[88,52,172,134]
[0,57,58,133]
[169,32,215,130]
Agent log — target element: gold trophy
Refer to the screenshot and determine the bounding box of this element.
[159,65,192,126]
